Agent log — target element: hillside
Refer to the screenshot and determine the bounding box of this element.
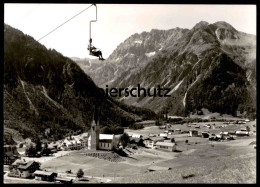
[77,21,256,118]
[3,24,156,144]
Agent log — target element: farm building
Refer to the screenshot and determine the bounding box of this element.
[4,145,20,165]
[235,131,249,136]
[55,177,73,184]
[148,166,171,172]
[181,130,189,134]
[34,170,58,182]
[143,137,164,149]
[143,137,154,148]
[189,130,199,137]
[219,132,229,139]
[4,152,19,165]
[240,127,248,131]
[155,142,176,152]
[9,159,40,178]
[99,134,114,150]
[228,131,236,135]
[159,133,168,137]
[216,134,222,139]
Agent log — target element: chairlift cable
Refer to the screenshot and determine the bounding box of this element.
[15,4,41,25]
[37,4,93,42]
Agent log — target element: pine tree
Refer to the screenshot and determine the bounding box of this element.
[77,169,84,178]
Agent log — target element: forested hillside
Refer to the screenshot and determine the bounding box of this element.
[4,24,156,144]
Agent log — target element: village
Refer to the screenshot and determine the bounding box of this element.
[4,116,256,184]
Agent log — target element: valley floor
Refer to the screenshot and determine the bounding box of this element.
[39,136,256,183]
[4,121,256,184]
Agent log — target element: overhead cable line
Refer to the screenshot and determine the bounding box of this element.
[15,4,41,25]
[37,4,93,42]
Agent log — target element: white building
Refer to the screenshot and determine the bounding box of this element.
[189,130,198,137]
[131,134,142,139]
[159,133,167,137]
[143,137,164,149]
[155,142,176,152]
[60,137,87,150]
[98,134,114,151]
[235,131,249,136]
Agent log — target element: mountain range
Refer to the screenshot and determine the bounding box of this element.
[73,21,256,118]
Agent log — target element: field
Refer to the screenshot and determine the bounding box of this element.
[5,120,256,183]
[39,121,256,183]
[112,137,256,183]
[38,135,256,183]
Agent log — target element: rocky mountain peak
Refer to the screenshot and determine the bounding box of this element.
[213,21,237,31]
[212,21,240,40]
[192,21,209,30]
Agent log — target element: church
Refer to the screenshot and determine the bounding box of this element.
[87,110,115,151]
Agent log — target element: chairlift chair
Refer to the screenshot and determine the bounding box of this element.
[88,4,105,61]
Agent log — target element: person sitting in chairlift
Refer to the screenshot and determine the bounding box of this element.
[88,45,105,60]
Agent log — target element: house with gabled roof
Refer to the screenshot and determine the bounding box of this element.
[4,145,20,165]
[9,159,40,178]
[98,134,115,150]
[143,136,164,149]
[34,170,58,181]
[155,141,176,152]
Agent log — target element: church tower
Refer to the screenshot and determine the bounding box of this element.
[88,106,100,150]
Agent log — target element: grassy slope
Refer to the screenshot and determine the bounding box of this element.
[39,121,256,183]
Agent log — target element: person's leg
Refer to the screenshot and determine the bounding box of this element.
[99,51,104,60]
[93,51,99,57]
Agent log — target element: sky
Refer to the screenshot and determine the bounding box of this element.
[4,4,256,59]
